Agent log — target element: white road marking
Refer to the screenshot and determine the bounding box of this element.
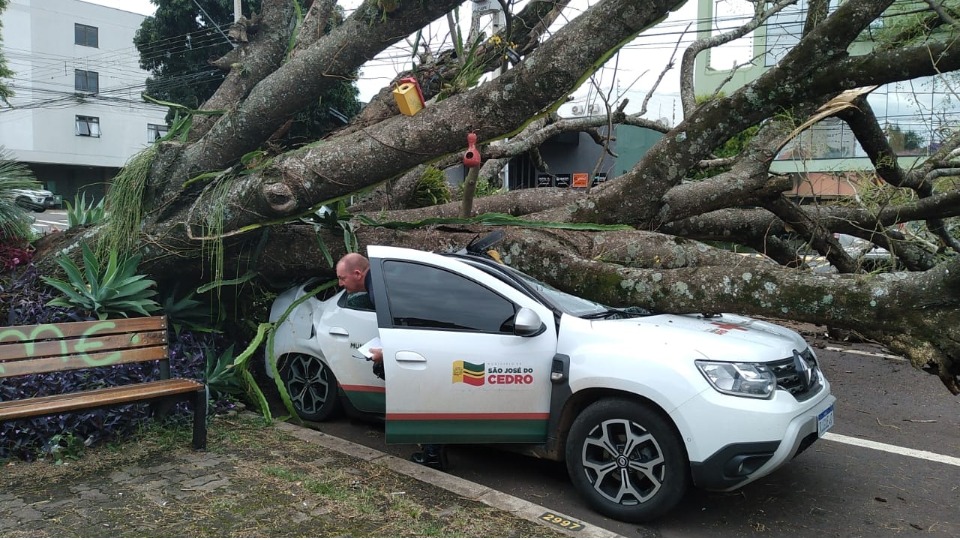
[824,432,960,467]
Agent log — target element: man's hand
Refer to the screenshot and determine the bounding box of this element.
[371,348,383,364]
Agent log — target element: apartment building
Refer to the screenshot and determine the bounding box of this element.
[0,0,166,203]
[694,0,958,200]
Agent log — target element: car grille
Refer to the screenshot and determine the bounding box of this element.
[768,348,822,401]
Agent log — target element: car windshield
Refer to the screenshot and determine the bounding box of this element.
[501,265,621,317]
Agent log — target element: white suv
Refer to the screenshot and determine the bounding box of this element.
[268,245,835,522]
[12,188,58,212]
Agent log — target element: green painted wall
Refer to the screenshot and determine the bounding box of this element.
[613,125,664,176]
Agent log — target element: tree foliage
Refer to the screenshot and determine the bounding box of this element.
[0,148,41,242]
[133,0,361,140]
[0,0,14,104]
[30,0,960,395]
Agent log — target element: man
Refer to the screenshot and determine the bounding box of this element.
[336,253,381,363]
[336,253,448,471]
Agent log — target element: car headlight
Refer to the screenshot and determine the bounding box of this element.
[695,360,777,399]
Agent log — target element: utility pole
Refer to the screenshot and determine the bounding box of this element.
[234,0,241,22]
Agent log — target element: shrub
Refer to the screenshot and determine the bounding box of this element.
[0,148,42,242]
[414,166,451,207]
[65,192,106,228]
[161,284,222,335]
[0,241,33,273]
[42,243,161,320]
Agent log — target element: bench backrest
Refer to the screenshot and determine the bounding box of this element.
[0,316,170,379]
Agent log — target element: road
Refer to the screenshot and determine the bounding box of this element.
[308,336,960,537]
[28,209,68,234]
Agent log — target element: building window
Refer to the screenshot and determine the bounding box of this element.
[147,123,168,142]
[76,116,101,137]
[764,0,841,67]
[708,0,754,70]
[75,23,98,47]
[75,70,99,93]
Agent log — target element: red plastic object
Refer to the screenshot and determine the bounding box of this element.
[463,132,481,168]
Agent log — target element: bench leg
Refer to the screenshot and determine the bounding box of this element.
[192,387,208,450]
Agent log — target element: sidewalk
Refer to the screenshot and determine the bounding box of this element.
[0,413,620,537]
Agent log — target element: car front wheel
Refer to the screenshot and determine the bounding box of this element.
[565,398,689,523]
[278,353,341,422]
[15,197,40,212]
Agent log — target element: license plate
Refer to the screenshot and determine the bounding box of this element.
[817,404,835,437]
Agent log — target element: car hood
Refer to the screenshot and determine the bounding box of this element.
[587,312,807,363]
[13,188,53,197]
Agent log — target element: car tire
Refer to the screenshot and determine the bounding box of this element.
[565,398,689,523]
[15,197,37,212]
[278,353,341,422]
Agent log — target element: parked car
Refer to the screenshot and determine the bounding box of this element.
[267,244,836,523]
[806,233,896,273]
[835,233,894,269]
[12,188,58,212]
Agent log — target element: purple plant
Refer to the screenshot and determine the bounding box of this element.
[0,264,232,461]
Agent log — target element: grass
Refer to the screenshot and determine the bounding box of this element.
[0,413,564,538]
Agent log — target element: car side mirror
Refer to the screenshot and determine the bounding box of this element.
[514,307,545,337]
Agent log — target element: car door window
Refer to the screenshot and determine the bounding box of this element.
[337,291,375,311]
[382,260,516,333]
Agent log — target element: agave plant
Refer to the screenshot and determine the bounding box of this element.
[162,284,221,335]
[65,192,106,228]
[42,243,161,320]
[204,343,244,400]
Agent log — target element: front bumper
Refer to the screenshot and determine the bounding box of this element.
[677,383,835,491]
[17,196,58,210]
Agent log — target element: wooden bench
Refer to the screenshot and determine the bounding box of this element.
[0,315,207,450]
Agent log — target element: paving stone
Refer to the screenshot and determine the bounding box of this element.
[291,511,312,524]
[132,479,168,494]
[77,488,109,502]
[143,462,178,474]
[11,506,43,521]
[33,498,74,510]
[180,473,229,491]
[108,470,132,482]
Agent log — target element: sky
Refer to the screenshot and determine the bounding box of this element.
[76,1,960,142]
[80,0,702,118]
[81,0,155,16]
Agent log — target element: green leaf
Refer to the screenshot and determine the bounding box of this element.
[53,259,85,292]
[81,244,102,297]
[113,279,156,297]
[355,212,635,232]
[196,271,258,293]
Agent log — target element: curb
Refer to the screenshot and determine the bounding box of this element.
[272,421,623,538]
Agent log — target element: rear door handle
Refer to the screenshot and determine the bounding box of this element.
[328,327,349,337]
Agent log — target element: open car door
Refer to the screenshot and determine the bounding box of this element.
[367,246,558,445]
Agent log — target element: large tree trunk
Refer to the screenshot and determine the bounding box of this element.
[36,0,960,394]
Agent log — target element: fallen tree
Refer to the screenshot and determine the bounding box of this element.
[33,0,960,394]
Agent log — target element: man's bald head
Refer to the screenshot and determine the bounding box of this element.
[336,253,369,293]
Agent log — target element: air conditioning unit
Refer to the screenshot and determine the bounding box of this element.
[472,0,497,11]
[571,106,583,115]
